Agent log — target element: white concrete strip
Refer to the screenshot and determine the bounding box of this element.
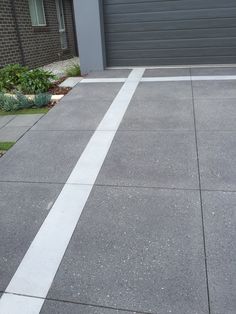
[141,76,191,82]
[80,75,236,84]
[0,68,145,314]
[81,78,126,83]
[68,71,144,184]
[141,75,236,82]
[191,75,236,81]
[0,294,44,314]
[5,184,93,297]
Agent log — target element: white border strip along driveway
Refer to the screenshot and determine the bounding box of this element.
[81,75,236,84]
[0,68,145,314]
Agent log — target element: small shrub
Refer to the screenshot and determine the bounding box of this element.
[19,69,56,94]
[34,93,52,108]
[0,64,28,92]
[0,93,20,111]
[65,63,81,77]
[15,91,34,109]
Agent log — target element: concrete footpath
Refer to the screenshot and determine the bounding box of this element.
[0,67,236,314]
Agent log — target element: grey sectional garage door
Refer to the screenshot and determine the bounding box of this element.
[103,0,236,66]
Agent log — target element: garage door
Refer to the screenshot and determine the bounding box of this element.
[103,0,236,66]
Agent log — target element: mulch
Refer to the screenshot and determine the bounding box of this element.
[48,77,72,95]
[47,77,72,109]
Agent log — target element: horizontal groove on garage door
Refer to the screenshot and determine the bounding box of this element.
[104,0,236,66]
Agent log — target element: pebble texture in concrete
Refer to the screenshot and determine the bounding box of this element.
[1,67,236,314]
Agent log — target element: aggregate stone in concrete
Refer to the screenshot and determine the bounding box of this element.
[41,301,133,314]
[120,98,194,131]
[195,98,236,131]
[59,77,83,88]
[6,114,43,127]
[202,191,236,314]
[47,186,208,314]
[0,182,62,291]
[85,69,131,78]
[192,80,236,99]
[0,126,29,141]
[64,83,122,102]
[0,116,15,128]
[144,68,190,77]
[32,99,112,131]
[132,82,192,101]
[198,131,236,190]
[0,130,92,183]
[96,131,198,189]
[191,66,236,76]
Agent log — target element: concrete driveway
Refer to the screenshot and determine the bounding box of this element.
[0,66,236,314]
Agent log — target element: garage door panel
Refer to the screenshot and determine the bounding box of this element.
[106,18,236,33]
[107,37,236,51]
[105,0,236,15]
[106,28,236,42]
[108,47,236,59]
[105,8,236,24]
[110,56,236,67]
[104,1,236,66]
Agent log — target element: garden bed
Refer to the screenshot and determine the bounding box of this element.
[0,64,74,115]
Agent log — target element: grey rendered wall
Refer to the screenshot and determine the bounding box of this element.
[104,0,236,66]
[73,0,106,74]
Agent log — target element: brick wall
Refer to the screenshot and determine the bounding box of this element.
[0,0,22,67]
[0,0,77,68]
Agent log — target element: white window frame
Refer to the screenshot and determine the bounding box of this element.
[55,0,68,49]
[29,0,46,27]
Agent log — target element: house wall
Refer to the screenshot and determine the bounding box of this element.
[0,0,22,66]
[0,0,77,68]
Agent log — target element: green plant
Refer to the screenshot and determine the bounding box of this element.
[34,93,52,108]
[0,142,15,151]
[0,64,28,92]
[0,93,20,111]
[15,91,34,108]
[65,63,81,77]
[19,69,56,94]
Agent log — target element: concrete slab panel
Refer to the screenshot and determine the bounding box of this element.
[6,114,43,127]
[47,186,208,314]
[120,98,194,131]
[144,68,190,77]
[32,99,112,131]
[0,130,92,183]
[0,126,29,141]
[191,67,236,76]
[195,98,236,131]
[0,182,62,291]
[41,300,133,314]
[0,116,16,128]
[198,131,236,190]
[59,77,83,88]
[132,82,192,101]
[192,80,236,99]
[202,191,236,314]
[65,83,122,102]
[97,131,198,189]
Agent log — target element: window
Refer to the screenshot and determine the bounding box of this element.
[55,0,68,49]
[28,0,46,26]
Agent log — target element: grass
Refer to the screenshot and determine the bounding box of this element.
[65,63,81,77]
[0,142,15,151]
[0,107,49,116]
